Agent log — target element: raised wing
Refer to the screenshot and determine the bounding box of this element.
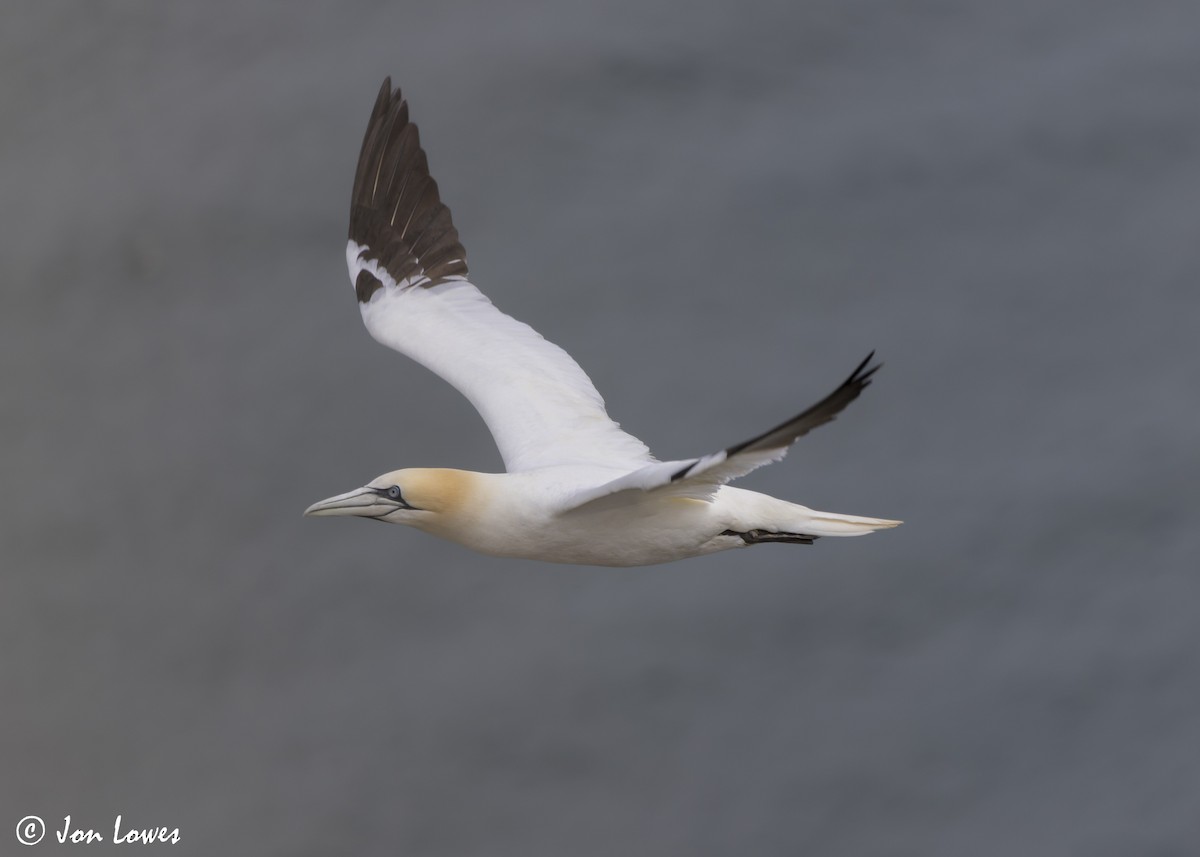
[345,78,653,473]
[562,354,880,512]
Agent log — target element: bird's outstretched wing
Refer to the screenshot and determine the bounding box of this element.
[561,354,880,512]
[346,78,654,473]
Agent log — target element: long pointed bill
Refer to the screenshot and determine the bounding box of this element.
[304,486,393,518]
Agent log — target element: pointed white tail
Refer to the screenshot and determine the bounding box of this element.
[799,510,902,537]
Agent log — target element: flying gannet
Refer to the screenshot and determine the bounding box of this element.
[305,78,901,567]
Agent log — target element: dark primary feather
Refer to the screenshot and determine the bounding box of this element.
[725,351,880,457]
[665,352,881,484]
[349,78,468,302]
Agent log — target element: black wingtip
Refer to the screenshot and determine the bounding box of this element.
[722,351,886,458]
[349,77,469,298]
[851,350,879,379]
[372,77,395,121]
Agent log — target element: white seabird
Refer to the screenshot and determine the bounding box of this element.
[305,78,901,567]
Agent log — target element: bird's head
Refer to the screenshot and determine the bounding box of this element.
[303,468,477,528]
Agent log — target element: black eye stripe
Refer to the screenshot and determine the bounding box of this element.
[372,485,413,509]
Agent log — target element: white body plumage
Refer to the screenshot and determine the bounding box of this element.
[305,80,900,567]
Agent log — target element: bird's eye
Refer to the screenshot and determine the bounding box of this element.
[387,485,402,501]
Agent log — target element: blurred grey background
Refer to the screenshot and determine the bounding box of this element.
[2,1,1197,854]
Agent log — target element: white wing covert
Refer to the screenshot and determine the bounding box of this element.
[346,78,653,473]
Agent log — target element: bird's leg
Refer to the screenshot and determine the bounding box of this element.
[721,529,819,546]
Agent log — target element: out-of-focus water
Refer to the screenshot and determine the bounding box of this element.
[3,2,1197,854]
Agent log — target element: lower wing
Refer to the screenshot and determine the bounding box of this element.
[559,353,880,513]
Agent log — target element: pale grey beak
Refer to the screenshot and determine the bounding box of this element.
[304,486,396,518]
